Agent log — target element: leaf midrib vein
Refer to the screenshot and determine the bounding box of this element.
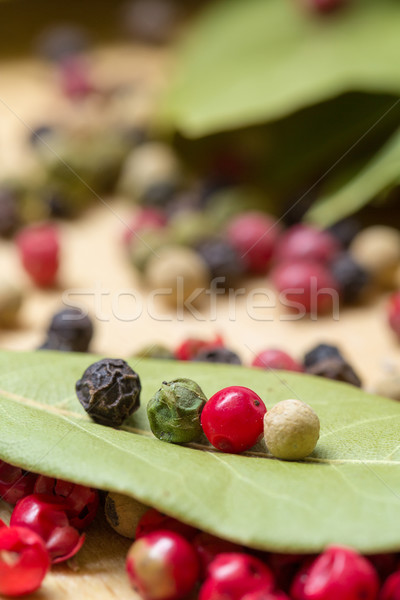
[1,389,400,466]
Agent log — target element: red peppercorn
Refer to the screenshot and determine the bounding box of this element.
[252,350,303,373]
[192,532,244,579]
[123,207,167,245]
[291,545,379,600]
[10,494,84,564]
[242,591,290,600]
[274,225,340,266]
[33,475,99,530]
[380,570,400,600]
[201,386,266,453]
[272,260,339,314]
[16,224,60,288]
[135,508,198,541]
[199,553,275,600]
[0,461,37,505]
[0,526,50,597]
[126,530,200,600]
[388,292,400,340]
[226,212,281,273]
[175,335,224,361]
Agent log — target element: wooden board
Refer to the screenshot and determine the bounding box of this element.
[1,45,400,599]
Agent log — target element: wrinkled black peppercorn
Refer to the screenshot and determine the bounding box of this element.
[76,358,141,427]
[195,238,245,285]
[303,343,343,368]
[40,307,94,353]
[304,343,361,387]
[331,253,370,303]
[306,357,362,388]
[194,347,242,365]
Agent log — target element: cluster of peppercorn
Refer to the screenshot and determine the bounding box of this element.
[103,495,400,600]
[74,358,320,460]
[0,460,99,596]
[136,336,362,388]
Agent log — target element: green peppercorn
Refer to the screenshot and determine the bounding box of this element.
[105,492,149,539]
[147,378,207,444]
[0,279,23,328]
[76,358,141,427]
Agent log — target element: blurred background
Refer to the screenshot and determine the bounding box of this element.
[0,0,400,390]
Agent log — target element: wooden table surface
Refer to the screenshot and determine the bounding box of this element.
[1,45,399,599]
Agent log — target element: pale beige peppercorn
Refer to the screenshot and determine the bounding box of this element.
[350,226,400,288]
[105,492,149,539]
[264,399,320,461]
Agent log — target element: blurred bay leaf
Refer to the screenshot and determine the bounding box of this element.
[161,0,400,137]
[1,350,400,553]
[306,125,400,226]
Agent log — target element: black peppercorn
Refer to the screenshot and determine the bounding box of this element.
[194,347,242,365]
[331,253,370,303]
[303,343,361,387]
[303,343,343,368]
[195,238,245,285]
[76,358,141,427]
[306,357,362,388]
[39,307,93,353]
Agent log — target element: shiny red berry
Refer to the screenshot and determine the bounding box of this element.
[10,494,84,564]
[291,545,379,600]
[252,349,303,373]
[175,335,224,361]
[272,260,339,314]
[0,526,50,597]
[135,508,197,541]
[0,461,36,505]
[199,553,275,600]
[33,475,99,530]
[274,225,340,266]
[388,292,400,340]
[126,530,199,600]
[16,224,60,287]
[226,212,281,273]
[380,570,400,600]
[192,532,244,579]
[201,386,266,453]
[242,591,290,600]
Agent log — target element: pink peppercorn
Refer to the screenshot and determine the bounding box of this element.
[0,525,50,597]
[291,545,379,600]
[16,224,60,288]
[272,260,339,314]
[201,386,266,454]
[226,212,281,273]
[274,225,340,266]
[33,476,99,530]
[252,349,303,373]
[192,532,244,579]
[199,553,275,600]
[380,570,400,600]
[10,494,84,564]
[126,530,199,600]
[0,461,37,505]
